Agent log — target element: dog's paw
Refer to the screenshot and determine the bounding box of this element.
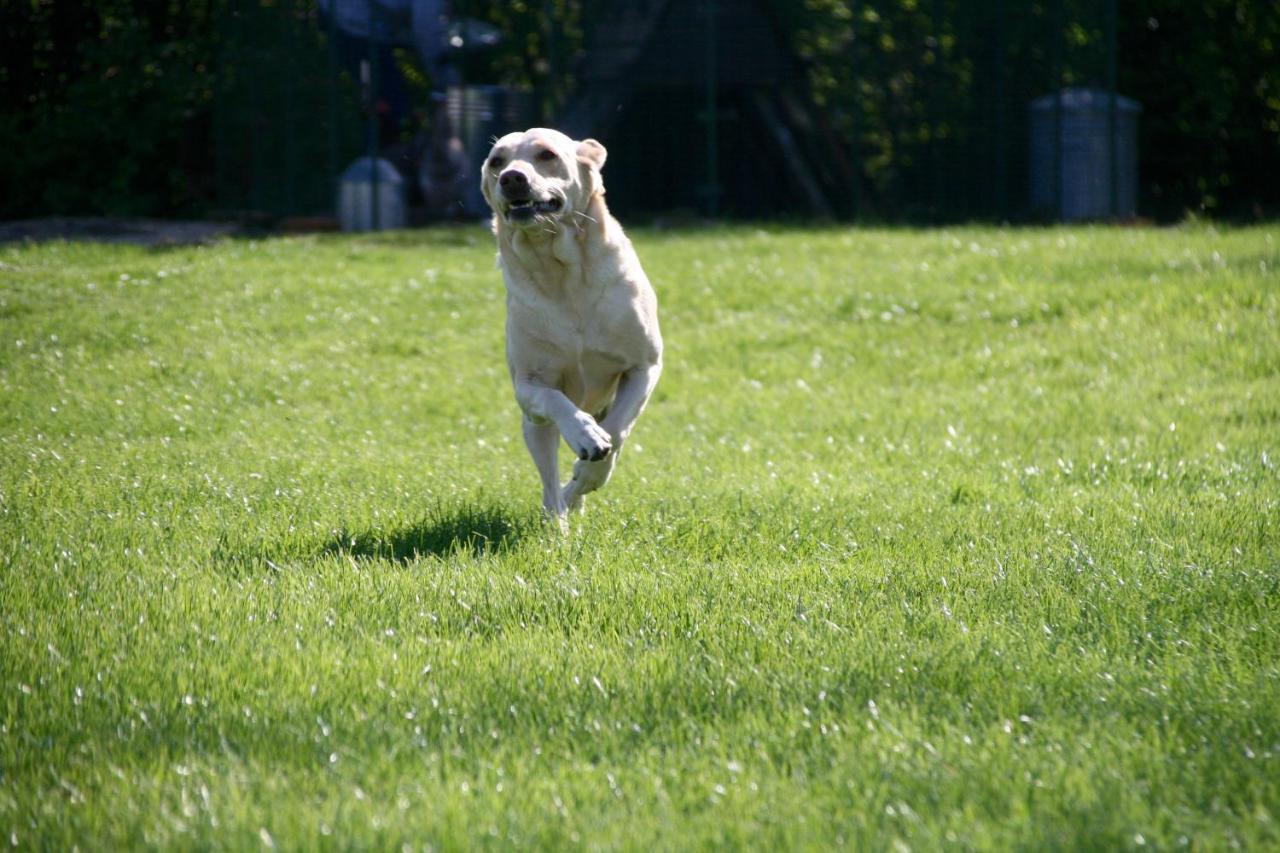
[548,512,570,535]
[568,416,612,461]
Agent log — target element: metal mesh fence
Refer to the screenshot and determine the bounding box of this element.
[208,0,1127,223]
[210,0,363,219]
[9,0,1272,224]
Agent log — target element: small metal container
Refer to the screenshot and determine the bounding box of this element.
[338,157,406,231]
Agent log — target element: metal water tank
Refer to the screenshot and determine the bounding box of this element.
[1030,88,1141,221]
[337,157,406,232]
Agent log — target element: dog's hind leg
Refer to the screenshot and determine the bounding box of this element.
[562,453,617,514]
[522,415,568,529]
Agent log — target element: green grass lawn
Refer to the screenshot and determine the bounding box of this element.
[2,223,1277,849]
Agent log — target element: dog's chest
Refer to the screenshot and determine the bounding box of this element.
[499,230,652,378]
[506,273,629,359]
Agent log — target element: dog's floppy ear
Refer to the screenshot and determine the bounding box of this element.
[577,138,607,171]
[576,138,607,198]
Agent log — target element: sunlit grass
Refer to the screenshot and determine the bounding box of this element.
[2,223,1278,848]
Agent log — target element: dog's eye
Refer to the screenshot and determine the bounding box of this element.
[488,156,505,170]
[536,149,557,162]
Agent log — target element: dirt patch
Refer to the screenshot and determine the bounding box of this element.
[0,217,241,247]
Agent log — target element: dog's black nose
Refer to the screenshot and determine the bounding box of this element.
[499,170,529,192]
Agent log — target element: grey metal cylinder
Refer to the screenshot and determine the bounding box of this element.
[338,157,406,232]
[1030,88,1141,221]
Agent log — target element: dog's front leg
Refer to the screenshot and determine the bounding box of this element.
[514,379,613,462]
[598,363,662,446]
[562,363,662,512]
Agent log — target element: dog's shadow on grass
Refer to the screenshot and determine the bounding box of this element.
[324,503,528,564]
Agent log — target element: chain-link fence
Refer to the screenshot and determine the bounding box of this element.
[4,1,1274,223]
[565,0,1130,221]
[206,0,1132,223]
[211,0,359,219]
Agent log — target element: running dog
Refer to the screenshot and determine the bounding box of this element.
[481,128,662,528]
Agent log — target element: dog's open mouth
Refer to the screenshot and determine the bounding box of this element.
[506,196,563,222]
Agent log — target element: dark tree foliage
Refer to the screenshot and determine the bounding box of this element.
[1,0,222,217]
[1120,1,1280,219]
[781,0,1279,220]
[1,0,1276,220]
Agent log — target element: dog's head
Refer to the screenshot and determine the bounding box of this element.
[481,128,607,231]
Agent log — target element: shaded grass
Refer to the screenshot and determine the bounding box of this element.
[323,502,531,564]
[1,223,1278,849]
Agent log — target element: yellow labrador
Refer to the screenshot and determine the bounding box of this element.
[481,128,662,528]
